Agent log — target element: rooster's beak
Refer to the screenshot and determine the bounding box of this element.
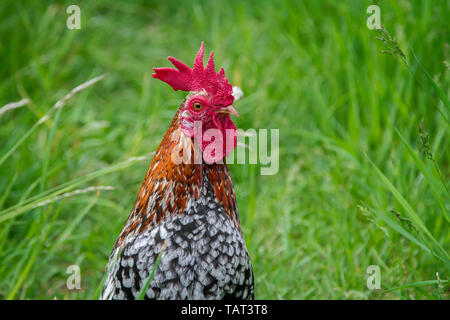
[217,106,240,117]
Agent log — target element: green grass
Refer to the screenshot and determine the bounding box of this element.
[0,0,448,299]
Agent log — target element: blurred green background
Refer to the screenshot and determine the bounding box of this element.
[0,0,448,299]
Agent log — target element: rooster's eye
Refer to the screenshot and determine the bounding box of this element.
[192,102,203,111]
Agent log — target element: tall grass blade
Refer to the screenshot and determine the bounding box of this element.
[395,129,449,223]
[411,49,450,114]
[365,153,449,261]
[136,240,167,300]
[0,154,151,223]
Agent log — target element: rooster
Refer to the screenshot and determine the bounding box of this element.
[101,42,254,300]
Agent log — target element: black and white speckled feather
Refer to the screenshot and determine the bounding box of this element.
[101,170,254,300]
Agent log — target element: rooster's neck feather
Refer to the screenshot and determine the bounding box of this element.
[114,109,240,249]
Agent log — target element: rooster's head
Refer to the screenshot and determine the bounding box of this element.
[152,42,239,164]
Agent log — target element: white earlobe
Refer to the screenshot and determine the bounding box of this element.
[232,86,244,101]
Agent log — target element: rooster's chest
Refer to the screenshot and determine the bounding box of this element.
[102,181,253,300]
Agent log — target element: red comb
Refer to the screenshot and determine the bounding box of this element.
[152,42,234,107]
